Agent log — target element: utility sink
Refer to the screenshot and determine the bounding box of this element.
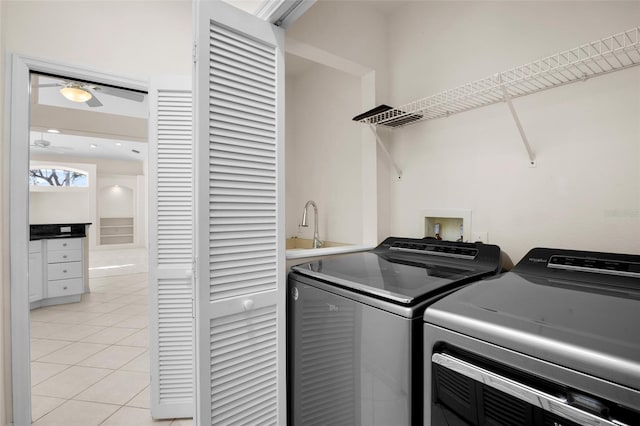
[286,237,348,250]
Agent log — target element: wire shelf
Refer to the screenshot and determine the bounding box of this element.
[359,27,640,128]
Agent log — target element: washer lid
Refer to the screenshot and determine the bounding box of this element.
[425,271,640,392]
[291,251,494,305]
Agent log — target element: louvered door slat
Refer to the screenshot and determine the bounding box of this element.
[212,144,275,161]
[211,26,274,62]
[210,91,275,116]
[210,74,276,101]
[212,62,275,91]
[211,105,275,126]
[209,307,278,425]
[213,98,275,121]
[196,3,284,425]
[150,78,194,419]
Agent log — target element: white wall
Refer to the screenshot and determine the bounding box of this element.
[387,1,640,265]
[288,1,390,101]
[31,154,144,176]
[97,175,146,247]
[30,192,92,223]
[28,157,149,252]
[29,161,98,249]
[0,1,191,421]
[98,183,134,218]
[3,0,191,81]
[286,62,363,244]
[288,1,392,242]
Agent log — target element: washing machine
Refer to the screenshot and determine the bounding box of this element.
[287,236,502,426]
[424,247,640,425]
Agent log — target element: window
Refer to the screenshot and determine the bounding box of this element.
[29,167,88,187]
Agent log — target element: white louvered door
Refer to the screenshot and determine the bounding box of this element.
[194,2,285,425]
[149,76,194,419]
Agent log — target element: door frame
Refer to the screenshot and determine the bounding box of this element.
[6,54,147,425]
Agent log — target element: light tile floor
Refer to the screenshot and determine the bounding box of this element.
[30,248,192,425]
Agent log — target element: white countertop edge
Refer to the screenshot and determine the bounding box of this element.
[285,244,375,260]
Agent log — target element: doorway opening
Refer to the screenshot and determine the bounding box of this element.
[27,71,160,424]
[8,57,192,425]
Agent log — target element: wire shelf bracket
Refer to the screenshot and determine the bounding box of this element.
[356,26,640,165]
[368,124,402,179]
[500,78,536,166]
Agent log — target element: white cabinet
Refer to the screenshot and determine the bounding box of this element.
[47,278,83,299]
[29,237,86,308]
[47,260,82,281]
[28,240,43,303]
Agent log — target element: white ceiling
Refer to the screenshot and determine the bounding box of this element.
[29,131,148,162]
[30,74,148,162]
[28,1,403,162]
[36,75,148,119]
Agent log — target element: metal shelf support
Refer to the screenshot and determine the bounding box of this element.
[368,125,402,179]
[500,83,536,165]
[358,27,640,167]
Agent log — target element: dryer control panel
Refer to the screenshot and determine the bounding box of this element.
[514,247,640,288]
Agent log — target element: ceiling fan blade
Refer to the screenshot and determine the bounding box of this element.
[96,86,145,102]
[50,146,74,152]
[86,94,103,108]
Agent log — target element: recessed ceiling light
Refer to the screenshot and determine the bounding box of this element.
[46,129,60,134]
[90,144,97,148]
[115,142,122,147]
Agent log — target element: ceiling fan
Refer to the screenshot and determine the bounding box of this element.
[38,79,145,108]
[30,133,73,153]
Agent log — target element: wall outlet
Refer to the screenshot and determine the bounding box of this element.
[472,231,488,243]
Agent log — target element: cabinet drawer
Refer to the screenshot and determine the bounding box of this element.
[47,262,82,281]
[48,249,82,264]
[48,238,81,251]
[29,240,42,254]
[48,278,83,298]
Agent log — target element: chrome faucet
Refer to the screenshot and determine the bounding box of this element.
[301,200,322,248]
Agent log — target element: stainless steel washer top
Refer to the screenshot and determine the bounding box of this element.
[291,236,502,309]
[425,246,640,393]
[287,237,503,426]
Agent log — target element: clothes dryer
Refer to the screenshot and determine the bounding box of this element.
[425,247,640,425]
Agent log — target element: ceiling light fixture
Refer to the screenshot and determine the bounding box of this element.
[115,142,122,147]
[46,129,60,134]
[90,144,97,148]
[60,84,92,103]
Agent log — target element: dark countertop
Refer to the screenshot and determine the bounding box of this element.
[30,223,92,241]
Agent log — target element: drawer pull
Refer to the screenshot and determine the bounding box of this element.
[62,243,67,247]
[63,270,67,273]
[63,286,68,290]
[63,255,68,259]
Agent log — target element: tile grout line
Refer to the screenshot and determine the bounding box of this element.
[29,361,73,388]
[31,254,186,424]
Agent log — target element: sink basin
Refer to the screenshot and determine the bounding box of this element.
[286,238,348,250]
